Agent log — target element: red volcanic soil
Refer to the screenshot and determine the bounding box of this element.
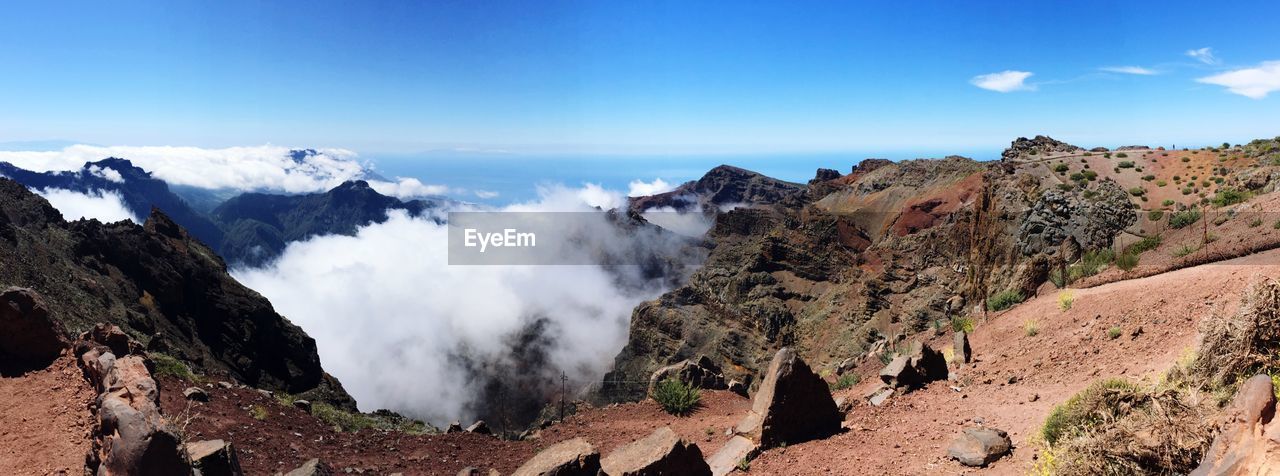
[0,356,95,475]
[747,248,1280,475]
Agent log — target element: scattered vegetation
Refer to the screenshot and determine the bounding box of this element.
[1211,188,1248,207]
[1114,252,1139,272]
[1107,327,1122,340]
[1117,161,1135,168]
[311,402,430,433]
[1116,152,1129,158]
[1053,163,1069,173]
[1173,243,1200,257]
[830,373,860,391]
[250,405,269,421]
[652,378,702,416]
[1124,234,1161,255]
[1058,291,1074,311]
[1161,199,1175,206]
[1168,209,1202,229]
[149,353,201,382]
[951,316,975,333]
[1146,210,1163,221]
[1025,320,1040,337]
[1251,218,1264,228]
[987,290,1025,312]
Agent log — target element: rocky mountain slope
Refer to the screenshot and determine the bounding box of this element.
[211,179,444,266]
[602,136,1280,401]
[0,178,352,405]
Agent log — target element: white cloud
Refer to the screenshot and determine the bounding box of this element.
[367,177,450,199]
[0,145,370,194]
[233,183,690,424]
[36,188,139,223]
[1197,61,1280,99]
[86,165,125,183]
[970,71,1035,92]
[1100,66,1158,75]
[1187,47,1219,65]
[627,178,675,197]
[474,190,500,199]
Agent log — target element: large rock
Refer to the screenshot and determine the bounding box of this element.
[512,437,602,476]
[947,427,1012,467]
[733,348,841,448]
[647,355,728,394]
[0,287,67,373]
[186,439,243,476]
[601,427,711,476]
[879,341,948,389]
[953,331,972,365]
[1192,374,1280,475]
[1017,181,1136,256]
[1001,135,1083,161]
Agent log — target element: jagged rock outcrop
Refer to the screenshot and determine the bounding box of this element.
[1017,181,1137,255]
[1191,374,1280,475]
[647,355,728,394]
[512,438,602,476]
[0,286,67,374]
[953,331,972,365]
[76,323,190,475]
[1001,135,1083,161]
[879,341,948,390]
[600,427,711,476]
[0,178,354,408]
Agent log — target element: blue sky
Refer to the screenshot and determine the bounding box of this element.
[1,1,1278,156]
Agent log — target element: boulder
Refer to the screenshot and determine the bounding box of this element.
[283,459,333,476]
[446,422,464,433]
[726,380,748,398]
[186,439,243,476]
[466,420,492,435]
[0,287,67,373]
[879,341,948,389]
[1192,374,1280,475]
[94,355,189,475]
[184,386,210,402]
[292,399,312,414]
[511,437,601,476]
[953,331,972,365]
[705,436,758,476]
[648,356,728,395]
[601,426,711,476]
[868,388,893,407]
[947,427,1012,467]
[733,348,841,448]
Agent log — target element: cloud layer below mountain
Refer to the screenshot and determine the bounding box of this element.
[233,183,693,424]
[35,188,139,223]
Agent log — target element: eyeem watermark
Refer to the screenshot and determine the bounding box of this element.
[463,228,536,252]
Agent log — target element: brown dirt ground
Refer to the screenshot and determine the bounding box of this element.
[155,374,749,475]
[0,355,95,475]
[747,248,1280,475]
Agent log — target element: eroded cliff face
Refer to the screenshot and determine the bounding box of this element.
[601,142,1147,401]
[0,178,354,408]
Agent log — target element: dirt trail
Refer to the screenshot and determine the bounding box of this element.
[0,356,95,475]
[748,248,1280,475]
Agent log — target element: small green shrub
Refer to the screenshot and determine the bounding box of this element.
[1161,199,1175,206]
[1115,252,1139,271]
[1058,291,1074,311]
[987,290,1025,312]
[1173,243,1199,257]
[1116,152,1129,158]
[652,378,702,416]
[1025,320,1040,337]
[1053,163,1069,173]
[1250,218,1263,228]
[1108,327,1123,339]
[1147,210,1164,221]
[1211,188,1248,207]
[1118,161,1135,168]
[1129,187,1145,196]
[1169,209,1201,229]
[250,405,269,421]
[1141,175,1155,181]
[150,353,199,382]
[1156,180,1167,187]
[1125,235,1161,255]
[830,373,860,390]
[951,316,975,333]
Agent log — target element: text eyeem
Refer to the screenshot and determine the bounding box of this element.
[463,228,536,252]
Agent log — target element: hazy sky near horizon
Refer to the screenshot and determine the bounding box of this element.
[2,1,1278,155]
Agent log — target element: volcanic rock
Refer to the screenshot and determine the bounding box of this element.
[953,331,972,365]
[947,427,1012,467]
[466,420,492,435]
[183,386,209,402]
[1001,135,1083,161]
[185,439,243,476]
[1192,374,1280,475]
[512,437,601,476]
[601,426,711,476]
[283,459,334,476]
[733,348,841,448]
[0,287,67,374]
[648,355,728,394]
